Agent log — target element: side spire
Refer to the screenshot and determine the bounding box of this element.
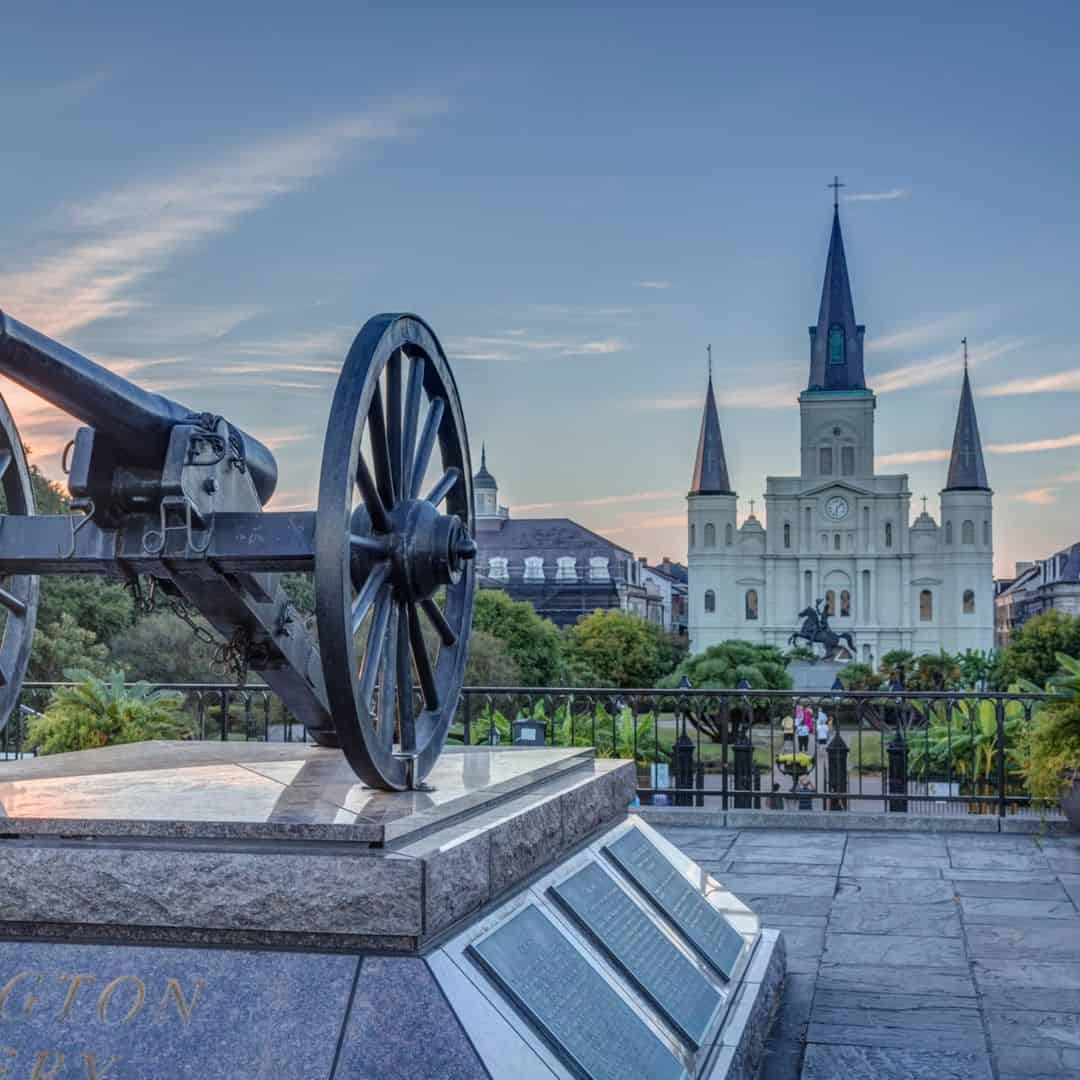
[807,187,867,392]
[945,344,990,491]
[690,351,734,495]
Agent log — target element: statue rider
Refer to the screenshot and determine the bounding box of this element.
[814,597,831,634]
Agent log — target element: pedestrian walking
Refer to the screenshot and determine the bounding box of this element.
[816,707,830,747]
[782,714,795,749]
[796,704,810,752]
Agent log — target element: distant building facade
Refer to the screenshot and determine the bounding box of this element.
[472,447,649,627]
[640,559,689,635]
[688,204,995,660]
[995,543,1080,648]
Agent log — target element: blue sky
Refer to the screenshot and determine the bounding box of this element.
[1,1,1077,578]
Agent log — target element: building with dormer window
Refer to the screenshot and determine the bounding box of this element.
[688,202,994,660]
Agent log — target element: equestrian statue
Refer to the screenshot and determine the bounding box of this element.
[788,598,855,660]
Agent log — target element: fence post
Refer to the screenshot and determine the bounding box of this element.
[887,734,908,813]
[732,737,754,810]
[672,727,695,807]
[826,733,849,811]
[996,700,1007,819]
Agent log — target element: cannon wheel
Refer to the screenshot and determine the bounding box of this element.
[315,314,476,790]
[0,395,38,738]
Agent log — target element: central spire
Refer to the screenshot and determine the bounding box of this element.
[807,197,867,392]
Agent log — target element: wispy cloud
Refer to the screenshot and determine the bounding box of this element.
[633,281,672,290]
[624,378,799,413]
[874,338,1024,394]
[1014,488,1059,505]
[516,489,683,513]
[532,305,635,320]
[878,431,1080,467]
[1056,469,1080,483]
[0,98,445,338]
[985,368,1080,396]
[866,314,971,354]
[46,69,111,105]
[877,448,951,466]
[448,333,629,363]
[601,513,686,535]
[843,188,910,203]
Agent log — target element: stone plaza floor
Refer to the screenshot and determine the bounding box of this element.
[653,823,1080,1080]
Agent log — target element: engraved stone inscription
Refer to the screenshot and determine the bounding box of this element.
[468,903,686,1080]
[550,862,723,1049]
[0,942,355,1078]
[605,828,746,981]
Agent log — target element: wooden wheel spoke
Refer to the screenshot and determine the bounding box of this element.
[396,600,416,753]
[420,596,456,647]
[410,397,444,499]
[407,602,439,711]
[401,356,425,498]
[350,533,391,558]
[350,563,390,636]
[0,450,11,482]
[425,467,460,508]
[378,606,399,746]
[358,591,393,710]
[0,586,27,619]
[367,385,396,508]
[355,453,392,534]
[386,349,404,502]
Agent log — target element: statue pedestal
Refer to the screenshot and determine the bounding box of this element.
[0,742,783,1078]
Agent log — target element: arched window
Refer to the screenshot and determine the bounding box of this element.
[834,533,841,551]
[962,519,975,545]
[885,522,893,548]
[828,324,845,365]
[819,446,833,475]
[983,519,990,545]
[488,557,509,581]
[690,523,696,549]
[945,521,953,545]
[825,590,836,616]
[556,556,577,581]
[588,557,610,581]
[524,556,544,581]
[840,590,851,617]
[704,523,716,547]
[725,522,733,546]
[783,522,791,549]
[704,589,716,613]
[920,589,933,622]
[842,445,855,475]
[963,589,975,614]
[745,589,759,620]
[820,533,828,550]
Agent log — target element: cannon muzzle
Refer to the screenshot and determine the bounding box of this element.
[0,310,278,505]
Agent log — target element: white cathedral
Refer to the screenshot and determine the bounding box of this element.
[687,203,995,661]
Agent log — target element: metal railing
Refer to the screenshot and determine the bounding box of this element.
[3,682,1062,818]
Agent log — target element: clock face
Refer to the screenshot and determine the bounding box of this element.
[825,496,849,521]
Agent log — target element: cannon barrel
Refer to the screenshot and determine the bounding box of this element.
[0,310,278,505]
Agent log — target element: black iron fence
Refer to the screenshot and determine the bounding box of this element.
[2,682,1061,818]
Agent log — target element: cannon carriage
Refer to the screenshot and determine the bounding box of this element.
[0,310,477,790]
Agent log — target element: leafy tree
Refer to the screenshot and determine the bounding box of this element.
[662,640,792,693]
[29,462,68,514]
[838,662,882,692]
[281,573,315,618]
[908,650,962,692]
[994,611,1080,689]
[108,613,218,684]
[564,609,674,689]
[27,670,189,755]
[27,613,109,682]
[38,577,134,649]
[472,589,564,686]
[1024,653,1080,801]
[784,644,817,664]
[879,649,916,688]
[464,629,521,687]
[956,649,996,690]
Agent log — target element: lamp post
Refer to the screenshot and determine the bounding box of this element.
[887,677,908,812]
[732,678,754,809]
[673,675,695,807]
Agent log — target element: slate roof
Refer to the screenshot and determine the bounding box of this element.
[690,376,734,495]
[807,207,867,392]
[475,517,633,562]
[945,365,990,491]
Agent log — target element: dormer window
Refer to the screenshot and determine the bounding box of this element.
[488,557,509,581]
[589,557,610,581]
[523,556,544,581]
[828,324,845,365]
[556,556,577,581]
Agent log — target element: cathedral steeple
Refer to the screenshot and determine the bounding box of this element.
[690,352,734,495]
[807,186,867,392]
[944,341,990,491]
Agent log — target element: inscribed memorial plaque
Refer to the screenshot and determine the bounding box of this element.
[0,940,355,1078]
[605,828,746,980]
[468,902,686,1080]
[549,861,723,1048]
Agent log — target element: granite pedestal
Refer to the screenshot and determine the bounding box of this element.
[0,742,783,1078]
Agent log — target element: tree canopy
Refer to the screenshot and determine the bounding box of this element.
[994,610,1080,689]
[471,589,565,686]
[662,640,792,691]
[565,608,681,689]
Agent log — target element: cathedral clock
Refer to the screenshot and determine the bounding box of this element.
[825,495,849,520]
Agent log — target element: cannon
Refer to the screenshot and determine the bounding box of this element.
[0,310,477,790]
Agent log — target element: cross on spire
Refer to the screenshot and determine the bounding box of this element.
[828,175,845,209]
[922,495,928,514]
[962,336,968,372]
[707,343,712,380]
[749,498,756,516]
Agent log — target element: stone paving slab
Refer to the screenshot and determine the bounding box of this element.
[839,861,944,878]
[959,895,1080,920]
[965,919,1080,958]
[835,876,956,903]
[828,899,963,936]
[995,1043,1080,1079]
[950,877,1070,899]
[973,957,1080,990]
[721,860,840,876]
[714,874,836,897]
[822,931,967,967]
[815,964,978,997]
[801,1044,993,1079]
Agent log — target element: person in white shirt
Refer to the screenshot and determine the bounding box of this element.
[816,707,830,746]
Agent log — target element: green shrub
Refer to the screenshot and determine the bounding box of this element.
[1024,653,1080,801]
[27,671,190,755]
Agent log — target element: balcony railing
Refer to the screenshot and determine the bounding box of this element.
[2,682,1061,819]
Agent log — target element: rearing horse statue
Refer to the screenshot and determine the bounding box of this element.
[788,598,856,660]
